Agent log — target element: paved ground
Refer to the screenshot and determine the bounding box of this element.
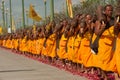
[0,48,87,80]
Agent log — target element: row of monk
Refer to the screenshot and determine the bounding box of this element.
[0,4,120,79]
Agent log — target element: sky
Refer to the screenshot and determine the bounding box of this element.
[0,0,80,28]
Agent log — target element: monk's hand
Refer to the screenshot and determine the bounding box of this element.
[114,16,120,36]
[100,21,106,30]
[114,23,120,36]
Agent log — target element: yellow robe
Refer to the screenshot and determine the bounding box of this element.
[43,34,56,57]
[33,40,37,54]
[6,39,11,48]
[91,26,116,72]
[19,39,22,51]
[50,41,57,58]
[77,32,92,66]
[31,40,35,54]
[57,34,68,59]
[114,33,120,75]
[47,33,56,58]
[14,39,19,50]
[5,39,8,48]
[27,40,32,53]
[20,36,27,52]
[42,38,48,56]
[67,36,75,61]
[36,39,41,55]
[73,35,81,63]
[11,39,14,49]
[39,38,45,55]
[2,40,6,47]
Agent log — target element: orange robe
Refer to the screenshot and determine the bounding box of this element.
[20,36,27,52]
[19,39,22,51]
[27,40,32,53]
[5,39,8,48]
[50,41,57,58]
[73,35,81,63]
[77,32,92,66]
[39,38,45,55]
[11,39,15,49]
[47,33,57,58]
[67,36,75,61]
[42,38,48,56]
[91,26,116,72]
[42,34,56,57]
[31,40,35,54]
[6,39,11,48]
[14,39,19,50]
[114,33,120,75]
[57,34,68,59]
[0,40,3,46]
[3,40,6,47]
[36,39,41,55]
[33,40,37,54]
[0,40,1,46]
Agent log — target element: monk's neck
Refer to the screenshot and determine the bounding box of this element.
[107,16,112,22]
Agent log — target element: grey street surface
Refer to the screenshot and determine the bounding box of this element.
[0,48,87,80]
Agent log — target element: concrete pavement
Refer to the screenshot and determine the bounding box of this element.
[0,48,87,80]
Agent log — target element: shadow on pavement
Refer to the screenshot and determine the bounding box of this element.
[0,69,35,73]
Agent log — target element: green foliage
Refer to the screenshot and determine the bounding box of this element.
[45,0,118,24]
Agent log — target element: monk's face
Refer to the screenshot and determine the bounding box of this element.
[64,25,70,35]
[80,27,84,34]
[85,15,92,24]
[70,27,74,35]
[80,21,86,31]
[63,20,68,26]
[105,6,113,17]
